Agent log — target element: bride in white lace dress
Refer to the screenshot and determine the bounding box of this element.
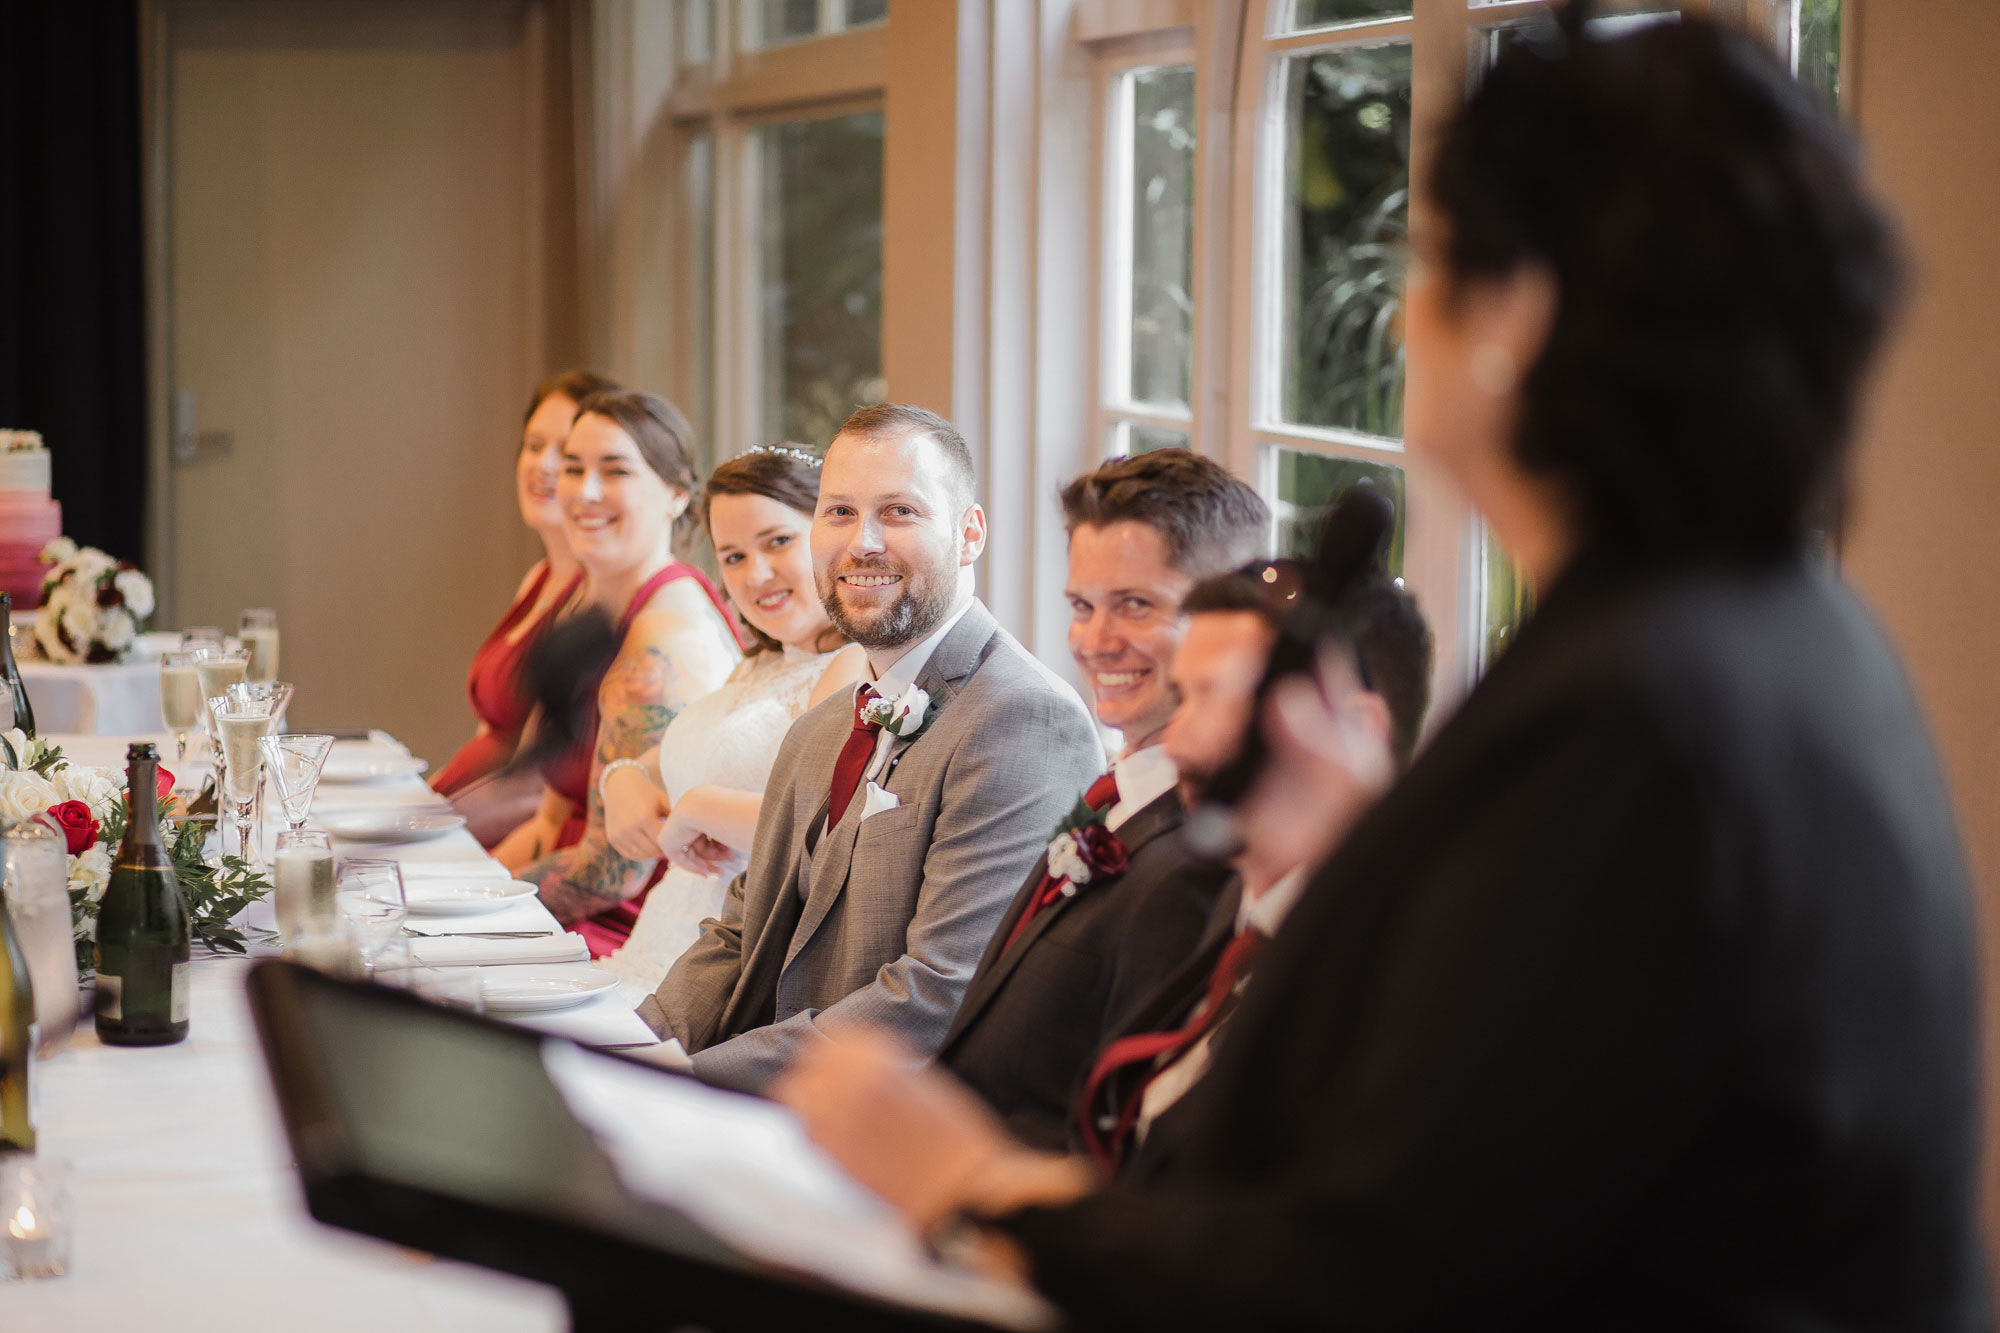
[599,447,864,1002]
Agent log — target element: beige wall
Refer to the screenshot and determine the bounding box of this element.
[161,1,569,764]
[1842,0,2000,1251]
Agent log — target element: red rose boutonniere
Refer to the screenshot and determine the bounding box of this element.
[1045,799,1129,895]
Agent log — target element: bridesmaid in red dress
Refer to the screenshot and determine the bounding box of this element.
[432,371,619,845]
[493,389,746,956]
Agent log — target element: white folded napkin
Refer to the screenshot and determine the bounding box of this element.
[408,931,589,968]
[395,859,513,881]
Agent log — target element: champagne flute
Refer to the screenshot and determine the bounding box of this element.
[261,733,333,832]
[191,648,249,767]
[208,692,275,865]
[272,829,335,943]
[335,859,407,976]
[157,651,203,785]
[240,608,280,683]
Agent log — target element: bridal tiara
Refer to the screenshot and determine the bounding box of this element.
[739,444,823,468]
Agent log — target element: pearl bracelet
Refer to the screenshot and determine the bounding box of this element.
[597,756,654,804]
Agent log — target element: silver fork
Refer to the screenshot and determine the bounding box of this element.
[401,928,556,939]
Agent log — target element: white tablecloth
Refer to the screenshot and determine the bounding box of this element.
[4,729,660,1329]
[17,660,166,735]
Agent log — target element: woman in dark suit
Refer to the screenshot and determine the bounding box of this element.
[776,9,1989,1331]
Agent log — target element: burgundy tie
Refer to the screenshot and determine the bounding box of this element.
[998,770,1121,956]
[1077,926,1265,1172]
[825,686,882,830]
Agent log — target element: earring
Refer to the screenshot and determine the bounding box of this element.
[1469,343,1518,397]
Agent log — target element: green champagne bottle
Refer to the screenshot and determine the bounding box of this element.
[95,743,190,1046]
[1,891,36,1151]
[0,591,36,738]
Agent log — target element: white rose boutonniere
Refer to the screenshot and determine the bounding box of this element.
[861,684,933,739]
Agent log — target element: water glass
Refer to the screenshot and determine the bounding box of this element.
[240,608,280,683]
[272,829,336,943]
[335,859,407,975]
[0,1155,71,1282]
[283,914,363,979]
[261,732,333,832]
[1,819,77,1056]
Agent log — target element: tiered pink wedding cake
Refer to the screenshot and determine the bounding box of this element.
[0,431,61,609]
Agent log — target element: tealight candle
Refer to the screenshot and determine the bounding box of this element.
[0,1154,70,1281]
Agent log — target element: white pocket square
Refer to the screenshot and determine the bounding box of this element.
[859,780,902,820]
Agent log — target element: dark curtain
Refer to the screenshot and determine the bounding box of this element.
[0,0,147,563]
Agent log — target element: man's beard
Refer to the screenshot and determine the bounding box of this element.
[819,554,959,652]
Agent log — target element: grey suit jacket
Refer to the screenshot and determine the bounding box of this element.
[636,598,1104,1092]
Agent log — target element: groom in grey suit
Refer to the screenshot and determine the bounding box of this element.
[637,403,1103,1092]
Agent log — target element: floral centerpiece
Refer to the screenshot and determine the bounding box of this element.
[0,732,271,972]
[34,538,156,664]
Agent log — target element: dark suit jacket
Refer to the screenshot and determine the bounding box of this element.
[1081,875,1243,1181]
[936,788,1227,1151]
[1001,553,1989,1333]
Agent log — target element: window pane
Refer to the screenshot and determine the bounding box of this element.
[755,111,886,450]
[1285,1,1411,32]
[1121,64,1196,410]
[753,0,820,48]
[1110,422,1191,458]
[1270,447,1404,575]
[846,0,890,27]
[679,0,712,66]
[1279,42,1410,438]
[1482,529,1534,664]
[1797,0,1841,108]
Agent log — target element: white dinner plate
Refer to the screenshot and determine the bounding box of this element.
[402,878,539,917]
[480,968,619,1015]
[316,808,465,843]
[319,749,430,783]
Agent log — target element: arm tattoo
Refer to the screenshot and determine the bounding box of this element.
[527,636,697,924]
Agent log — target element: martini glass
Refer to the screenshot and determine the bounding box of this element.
[260,732,333,833]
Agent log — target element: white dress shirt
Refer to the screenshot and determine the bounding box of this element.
[1104,743,1179,832]
[813,597,976,847]
[1136,864,1310,1138]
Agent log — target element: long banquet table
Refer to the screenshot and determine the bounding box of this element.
[5,731,610,1330]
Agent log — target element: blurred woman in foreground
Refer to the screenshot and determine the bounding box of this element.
[432,370,616,842]
[775,10,1988,1330]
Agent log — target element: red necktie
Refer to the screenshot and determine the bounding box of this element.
[1077,926,1265,1172]
[825,686,882,830]
[998,770,1121,956]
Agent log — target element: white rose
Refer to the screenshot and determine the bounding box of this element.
[1046,830,1093,886]
[0,771,60,823]
[40,536,76,564]
[68,844,112,903]
[114,569,154,619]
[0,728,25,768]
[101,608,136,652]
[52,764,121,822]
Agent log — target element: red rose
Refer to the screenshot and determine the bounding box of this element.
[97,582,123,607]
[156,767,175,802]
[1072,823,1129,879]
[49,799,100,855]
